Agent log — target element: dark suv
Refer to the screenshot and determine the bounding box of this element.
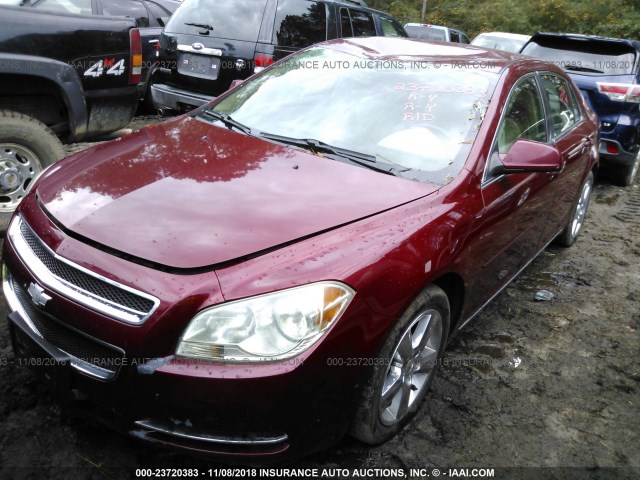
[150,0,407,111]
[521,32,640,186]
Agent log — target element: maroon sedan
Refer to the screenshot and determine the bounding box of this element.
[2,37,598,461]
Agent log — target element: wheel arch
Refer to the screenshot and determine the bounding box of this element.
[432,272,466,337]
[0,53,88,141]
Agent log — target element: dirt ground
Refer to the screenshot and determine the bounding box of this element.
[0,116,637,479]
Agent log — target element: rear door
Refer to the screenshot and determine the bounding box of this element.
[538,72,596,241]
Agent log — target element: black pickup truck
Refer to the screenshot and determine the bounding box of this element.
[0,6,142,229]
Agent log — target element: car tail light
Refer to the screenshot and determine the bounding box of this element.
[253,53,273,73]
[597,82,640,103]
[129,28,143,85]
[605,142,619,154]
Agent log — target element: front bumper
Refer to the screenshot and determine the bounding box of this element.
[1,207,377,462]
[151,83,214,111]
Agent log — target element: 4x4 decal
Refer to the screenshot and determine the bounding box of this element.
[83,59,126,77]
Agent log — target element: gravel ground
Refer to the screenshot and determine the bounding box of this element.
[0,115,638,480]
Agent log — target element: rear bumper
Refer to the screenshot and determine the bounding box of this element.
[151,83,214,111]
[599,138,638,166]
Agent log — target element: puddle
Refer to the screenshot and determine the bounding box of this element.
[594,193,619,205]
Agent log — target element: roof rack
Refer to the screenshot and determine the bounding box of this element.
[341,0,368,7]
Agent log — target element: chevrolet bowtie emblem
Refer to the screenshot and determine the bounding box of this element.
[27,282,51,307]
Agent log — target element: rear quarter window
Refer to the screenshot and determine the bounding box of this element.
[274,0,327,47]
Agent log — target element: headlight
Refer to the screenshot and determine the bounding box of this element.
[176,282,354,362]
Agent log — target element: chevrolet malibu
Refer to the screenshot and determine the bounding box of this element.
[2,37,598,461]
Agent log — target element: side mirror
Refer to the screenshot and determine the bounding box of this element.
[158,16,169,27]
[498,139,564,174]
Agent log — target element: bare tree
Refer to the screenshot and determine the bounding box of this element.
[421,0,428,21]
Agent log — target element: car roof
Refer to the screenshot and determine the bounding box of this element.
[528,32,640,52]
[321,36,529,71]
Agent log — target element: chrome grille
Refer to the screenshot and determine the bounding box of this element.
[8,215,159,325]
[20,221,155,313]
[9,273,124,379]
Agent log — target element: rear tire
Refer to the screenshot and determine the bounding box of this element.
[350,285,449,444]
[556,171,594,247]
[615,151,639,187]
[0,110,65,232]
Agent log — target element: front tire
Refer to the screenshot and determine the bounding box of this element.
[0,110,65,232]
[556,171,594,247]
[350,285,450,444]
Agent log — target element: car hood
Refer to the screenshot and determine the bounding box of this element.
[37,116,438,270]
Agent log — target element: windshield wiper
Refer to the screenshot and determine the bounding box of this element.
[259,133,404,176]
[200,111,253,135]
[185,22,213,31]
[564,65,604,74]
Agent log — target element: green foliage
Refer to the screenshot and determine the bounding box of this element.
[372,0,640,40]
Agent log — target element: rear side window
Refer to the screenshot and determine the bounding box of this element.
[541,74,581,137]
[274,0,327,47]
[522,38,636,76]
[340,8,376,37]
[378,16,405,37]
[102,0,149,26]
[165,0,268,42]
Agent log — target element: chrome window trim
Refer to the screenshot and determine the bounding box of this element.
[134,419,289,446]
[7,215,159,325]
[2,267,118,380]
[481,72,545,187]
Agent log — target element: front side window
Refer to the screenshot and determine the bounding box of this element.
[541,74,581,137]
[274,0,327,47]
[496,76,547,155]
[379,16,405,37]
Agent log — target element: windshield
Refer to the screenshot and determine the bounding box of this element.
[208,47,497,185]
[473,35,528,53]
[522,39,637,75]
[165,0,268,41]
[405,25,447,41]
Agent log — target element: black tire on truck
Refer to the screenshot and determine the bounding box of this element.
[0,110,65,233]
